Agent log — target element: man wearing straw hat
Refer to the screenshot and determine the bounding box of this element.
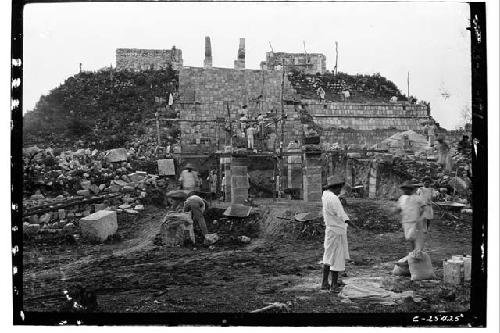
[394,181,425,252]
[321,175,353,292]
[178,163,201,192]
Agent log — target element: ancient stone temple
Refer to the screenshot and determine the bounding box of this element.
[116,47,183,71]
[260,52,326,74]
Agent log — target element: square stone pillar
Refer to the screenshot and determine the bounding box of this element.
[287,148,303,193]
[234,38,245,70]
[368,161,378,199]
[220,156,231,202]
[302,152,323,202]
[230,155,249,204]
[204,36,213,68]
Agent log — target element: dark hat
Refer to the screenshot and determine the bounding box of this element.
[324,175,345,189]
[183,163,196,170]
[166,190,188,200]
[422,176,432,183]
[400,181,417,189]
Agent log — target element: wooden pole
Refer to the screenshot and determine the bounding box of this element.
[407,71,410,98]
[279,60,286,199]
[155,111,161,147]
[226,102,233,148]
[335,41,338,76]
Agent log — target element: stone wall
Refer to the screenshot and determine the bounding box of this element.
[177,67,437,153]
[303,101,430,131]
[261,52,326,74]
[116,48,183,71]
[321,128,402,148]
[178,67,300,153]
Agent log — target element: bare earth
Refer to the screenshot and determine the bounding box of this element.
[23,198,471,313]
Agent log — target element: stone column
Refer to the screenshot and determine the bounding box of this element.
[368,161,378,199]
[221,146,232,202]
[204,36,212,68]
[302,151,322,202]
[234,38,245,70]
[287,147,302,192]
[230,154,249,204]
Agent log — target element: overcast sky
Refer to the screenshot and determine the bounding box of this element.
[23,1,471,129]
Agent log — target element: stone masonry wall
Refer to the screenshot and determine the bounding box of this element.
[116,48,183,71]
[178,67,300,153]
[304,102,430,131]
[321,128,401,148]
[262,52,326,74]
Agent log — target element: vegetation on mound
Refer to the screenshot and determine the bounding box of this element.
[23,67,179,149]
[288,70,408,103]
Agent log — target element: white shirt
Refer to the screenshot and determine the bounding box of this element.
[247,127,255,138]
[416,187,433,205]
[322,190,349,235]
[179,170,199,190]
[398,194,424,223]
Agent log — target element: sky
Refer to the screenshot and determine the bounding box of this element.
[23,1,472,129]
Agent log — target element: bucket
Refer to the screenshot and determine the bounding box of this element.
[443,259,463,285]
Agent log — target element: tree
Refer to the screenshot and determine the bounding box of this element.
[459,105,472,127]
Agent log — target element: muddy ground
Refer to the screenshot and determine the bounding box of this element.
[22,198,472,313]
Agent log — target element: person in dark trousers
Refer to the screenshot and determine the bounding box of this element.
[184,192,209,236]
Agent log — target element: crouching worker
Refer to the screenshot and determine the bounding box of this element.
[183,192,209,237]
[321,175,353,293]
[165,190,188,212]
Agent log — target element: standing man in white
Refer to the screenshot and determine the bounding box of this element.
[321,175,353,292]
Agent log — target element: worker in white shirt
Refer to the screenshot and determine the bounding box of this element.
[321,175,355,292]
[247,124,256,150]
[178,163,201,192]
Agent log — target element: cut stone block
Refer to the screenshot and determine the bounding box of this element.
[231,176,249,188]
[109,184,121,193]
[80,180,91,190]
[77,190,91,197]
[94,203,107,212]
[128,172,147,182]
[90,184,100,194]
[24,222,40,235]
[105,148,128,163]
[157,159,176,176]
[79,210,118,242]
[28,215,40,224]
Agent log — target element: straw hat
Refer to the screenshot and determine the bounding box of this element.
[183,163,196,170]
[400,181,417,189]
[422,176,432,183]
[323,175,345,189]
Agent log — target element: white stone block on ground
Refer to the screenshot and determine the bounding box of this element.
[105,148,128,163]
[158,159,176,176]
[79,210,118,242]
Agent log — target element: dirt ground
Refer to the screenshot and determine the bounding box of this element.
[22,198,472,313]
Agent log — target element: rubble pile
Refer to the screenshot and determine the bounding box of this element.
[375,148,472,202]
[22,145,178,239]
[23,68,179,149]
[153,208,260,247]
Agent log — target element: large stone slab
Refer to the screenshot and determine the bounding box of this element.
[79,210,118,242]
[157,159,176,176]
[105,148,128,163]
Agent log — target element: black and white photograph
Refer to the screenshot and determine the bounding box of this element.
[9,0,499,328]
